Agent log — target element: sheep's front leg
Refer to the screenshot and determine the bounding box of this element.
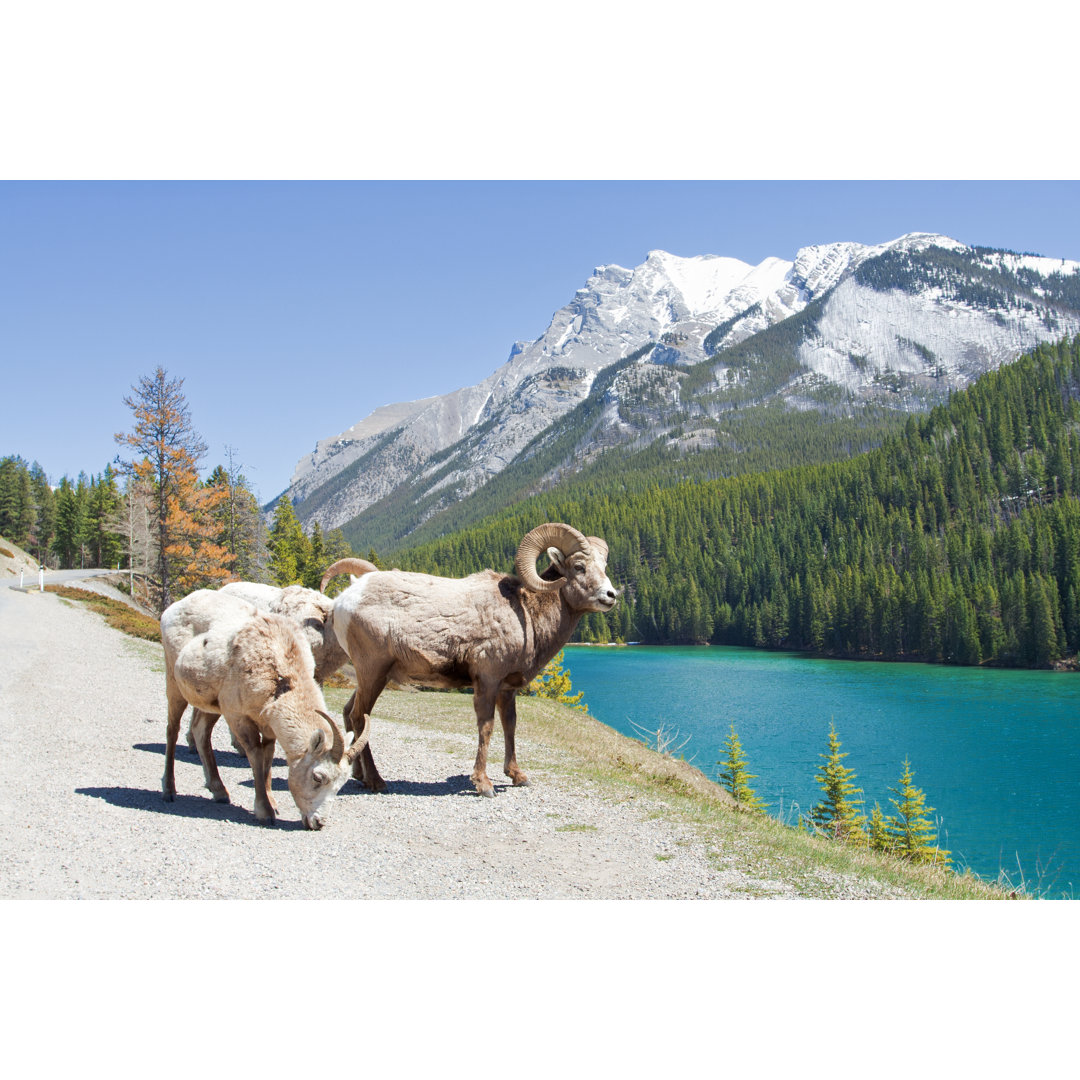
[471,684,499,797]
[231,721,276,824]
[497,689,529,787]
[257,737,278,817]
[191,709,230,804]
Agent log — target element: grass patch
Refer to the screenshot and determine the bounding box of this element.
[45,585,161,642]
[555,823,598,833]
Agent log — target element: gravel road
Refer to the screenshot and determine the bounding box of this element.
[1,585,797,900]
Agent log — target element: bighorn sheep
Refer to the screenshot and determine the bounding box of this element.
[160,589,369,829]
[321,522,617,797]
[184,581,350,754]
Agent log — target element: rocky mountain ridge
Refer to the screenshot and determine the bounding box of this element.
[278,234,1080,545]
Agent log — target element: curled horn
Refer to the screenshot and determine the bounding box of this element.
[317,709,345,763]
[586,537,609,563]
[514,523,591,593]
[344,713,372,764]
[320,558,379,592]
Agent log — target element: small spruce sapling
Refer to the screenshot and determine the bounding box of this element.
[868,803,893,852]
[526,649,587,712]
[807,722,867,845]
[717,725,767,813]
[886,758,951,866]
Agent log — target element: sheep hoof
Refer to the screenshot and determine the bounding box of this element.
[162,790,175,803]
[512,776,531,787]
[210,789,230,804]
[475,780,496,798]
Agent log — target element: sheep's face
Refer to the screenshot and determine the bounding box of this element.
[548,546,618,614]
[288,728,349,830]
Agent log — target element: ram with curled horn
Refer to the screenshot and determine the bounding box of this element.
[321,523,618,797]
[160,589,371,829]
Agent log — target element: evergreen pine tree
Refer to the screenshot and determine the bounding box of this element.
[716,725,767,812]
[807,723,867,844]
[205,451,267,582]
[51,476,86,569]
[886,758,951,865]
[0,456,20,541]
[267,498,309,586]
[28,462,56,564]
[84,467,125,569]
[302,521,326,590]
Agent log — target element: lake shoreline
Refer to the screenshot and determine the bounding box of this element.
[562,642,1080,897]
[567,640,1080,673]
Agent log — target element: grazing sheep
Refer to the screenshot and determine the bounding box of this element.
[160,590,368,829]
[321,522,617,797]
[183,581,350,755]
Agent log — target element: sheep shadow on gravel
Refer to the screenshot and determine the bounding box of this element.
[343,774,482,799]
[75,785,309,830]
[132,743,484,800]
[134,741,287,769]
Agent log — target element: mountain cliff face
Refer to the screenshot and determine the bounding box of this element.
[279,234,1080,545]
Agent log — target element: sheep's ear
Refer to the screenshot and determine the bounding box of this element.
[546,546,568,575]
[309,729,326,755]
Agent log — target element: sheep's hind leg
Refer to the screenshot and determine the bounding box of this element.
[471,684,499,797]
[344,684,387,792]
[163,682,187,802]
[497,689,529,788]
[191,709,230,803]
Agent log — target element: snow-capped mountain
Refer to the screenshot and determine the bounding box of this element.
[280,233,1080,542]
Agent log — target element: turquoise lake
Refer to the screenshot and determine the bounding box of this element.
[564,644,1080,896]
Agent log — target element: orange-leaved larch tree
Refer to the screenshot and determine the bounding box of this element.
[114,366,231,611]
[164,468,233,597]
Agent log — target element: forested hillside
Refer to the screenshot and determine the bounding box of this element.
[392,336,1080,668]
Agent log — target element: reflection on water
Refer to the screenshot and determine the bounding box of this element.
[565,645,1080,896]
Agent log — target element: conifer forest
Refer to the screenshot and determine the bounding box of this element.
[394,336,1080,668]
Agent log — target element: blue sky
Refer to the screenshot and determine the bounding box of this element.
[3,4,1079,505]
[3,179,1080,502]
[6,179,1080,498]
